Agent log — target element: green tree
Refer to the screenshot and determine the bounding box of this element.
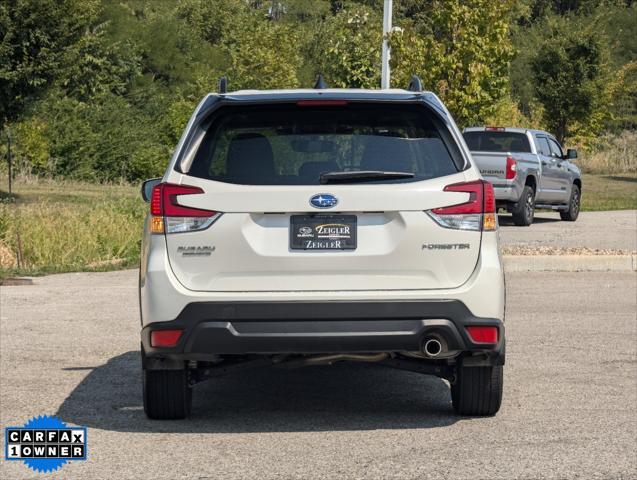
[391,0,514,126]
[531,19,608,142]
[317,8,382,88]
[60,25,142,102]
[0,0,98,124]
[222,11,301,90]
[175,0,245,44]
[522,0,628,20]
[12,116,50,174]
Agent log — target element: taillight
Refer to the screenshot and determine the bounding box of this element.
[484,181,496,214]
[505,156,517,180]
[427,180,497,231]
[296,100,348,106]
[150,183,221,234]
[432,181,486,215]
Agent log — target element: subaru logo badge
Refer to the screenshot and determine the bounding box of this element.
[310,193,338,209]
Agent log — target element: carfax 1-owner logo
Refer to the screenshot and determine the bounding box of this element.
[4,415,87,473]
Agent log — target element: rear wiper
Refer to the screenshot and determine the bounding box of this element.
[319,170,415,184]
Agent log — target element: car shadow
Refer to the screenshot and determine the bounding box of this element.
[498,214,561,226]
[56,351,460,433]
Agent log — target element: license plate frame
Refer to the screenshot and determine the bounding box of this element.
[290,214,357,251]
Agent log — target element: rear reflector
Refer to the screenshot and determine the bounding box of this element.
[150,329,183,347]
[466,326,498,344]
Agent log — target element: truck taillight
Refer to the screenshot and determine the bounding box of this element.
[505,156,517,180]
[427,180,497,231]
[150,183,221,234]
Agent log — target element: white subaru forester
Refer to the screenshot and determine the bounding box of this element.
[139,80,505,419]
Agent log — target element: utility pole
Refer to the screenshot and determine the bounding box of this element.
[381,0,392,89]
[6,129,12,195]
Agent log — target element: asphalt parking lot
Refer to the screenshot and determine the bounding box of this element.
[1,268,635,480]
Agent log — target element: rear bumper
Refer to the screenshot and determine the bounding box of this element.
[492,183,522,202]
[141,300,505,363]
[481,176,522,202]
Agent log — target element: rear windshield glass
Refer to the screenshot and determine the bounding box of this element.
[463,131,531,153]
[185,104,462,185]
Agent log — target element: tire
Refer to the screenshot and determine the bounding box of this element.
[511,185,535,226]
[451,364,503,416]
[143,367,192,420]
[560,184,580,222]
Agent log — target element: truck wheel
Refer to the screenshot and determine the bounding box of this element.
[560,185,580,222]
[143,367,192,420]
[511,185,535,226]
[451,364,503,416]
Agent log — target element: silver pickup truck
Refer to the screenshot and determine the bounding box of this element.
[462,127,582,226]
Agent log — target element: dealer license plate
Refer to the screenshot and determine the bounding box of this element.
[290,215,357,250]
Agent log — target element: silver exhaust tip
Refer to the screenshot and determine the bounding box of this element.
[423,338,443,357]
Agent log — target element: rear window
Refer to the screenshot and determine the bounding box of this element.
[463,131,531,153]
[185,103,463,185]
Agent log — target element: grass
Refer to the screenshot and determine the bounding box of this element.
[576,131,637,174]
[0,176,146,280]
[574,132,637,210]
[581,173,637,211]
[0,173,635,280]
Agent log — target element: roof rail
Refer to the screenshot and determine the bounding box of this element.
[314,74,328,89]
[218,76,227,94]
[407,75,422,92]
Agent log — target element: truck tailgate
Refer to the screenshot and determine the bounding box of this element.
[471,152,510,183]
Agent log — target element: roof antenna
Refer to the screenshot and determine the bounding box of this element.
[218,76,227,94]
[407,75,422,92]
[314,74,328,89]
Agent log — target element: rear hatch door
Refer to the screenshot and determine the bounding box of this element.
[164,102,481,292]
